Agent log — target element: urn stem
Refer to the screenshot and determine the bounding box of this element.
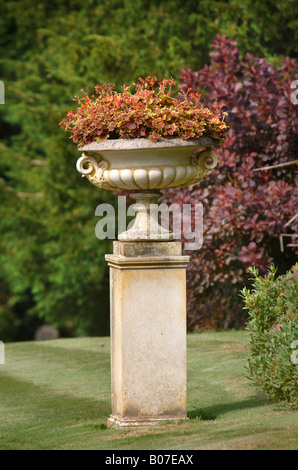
[118,191,176,241]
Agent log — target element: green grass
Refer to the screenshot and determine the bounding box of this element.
[0,331,297,450]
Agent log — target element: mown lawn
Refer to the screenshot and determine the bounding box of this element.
[0,330,297,450]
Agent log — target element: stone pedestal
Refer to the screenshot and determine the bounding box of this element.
[105,241,189,427]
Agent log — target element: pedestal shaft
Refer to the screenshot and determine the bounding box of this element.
[105,241,189,427]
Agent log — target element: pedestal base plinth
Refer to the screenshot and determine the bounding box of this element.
[107,414,188,428]
[105,241,189,427]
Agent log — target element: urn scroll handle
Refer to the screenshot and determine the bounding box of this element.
[189,147,217,185]
[76,152,109,188]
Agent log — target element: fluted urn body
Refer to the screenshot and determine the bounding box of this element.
[76,137,217,240]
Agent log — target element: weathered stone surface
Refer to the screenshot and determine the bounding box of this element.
[118,192,176,242]
[106,241,189,427]
[78,136,215,152]
[113,240,182,257]
[76,138,217,191]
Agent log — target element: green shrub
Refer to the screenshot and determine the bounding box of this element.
[240,265,298,408]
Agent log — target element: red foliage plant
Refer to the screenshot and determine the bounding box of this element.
[162,35,298,330]
[59,76,227,146]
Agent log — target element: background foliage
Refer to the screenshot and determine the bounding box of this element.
[163,35,297,330]
[0,0,297,340]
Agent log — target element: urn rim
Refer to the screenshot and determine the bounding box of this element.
[78,136,216,153]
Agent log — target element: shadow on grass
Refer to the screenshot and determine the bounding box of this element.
[188,393,270,421]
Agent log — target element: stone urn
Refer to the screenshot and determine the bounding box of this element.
[76,137,217,240]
